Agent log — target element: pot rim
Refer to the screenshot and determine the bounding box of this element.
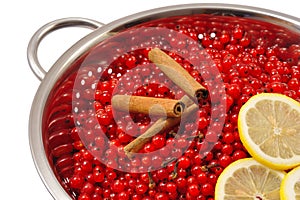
[28,3,300,199]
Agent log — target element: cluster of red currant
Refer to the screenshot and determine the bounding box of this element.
[45,14,300,200]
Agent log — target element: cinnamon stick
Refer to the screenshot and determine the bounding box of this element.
[112,95,184,117]
[148,48,208,102]
[124,95,196,158]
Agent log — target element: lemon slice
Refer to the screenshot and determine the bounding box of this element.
[280,165,300,200]
[215,158,285,200]
[238,93,300,170]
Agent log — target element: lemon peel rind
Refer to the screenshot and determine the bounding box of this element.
[215,157,285,200]
[280,165,300,200]
[238,93,300,170]
[215,158,253,200]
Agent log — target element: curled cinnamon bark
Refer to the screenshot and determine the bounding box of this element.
[124,95,196,158]
[112,95,184,117]
[148,48,208,102]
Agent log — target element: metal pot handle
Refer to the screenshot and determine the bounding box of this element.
[27,17,104,81]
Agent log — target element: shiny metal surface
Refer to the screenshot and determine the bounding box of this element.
[27,17,103,81]
[28,3,300,199]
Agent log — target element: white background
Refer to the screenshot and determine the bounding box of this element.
[1,0,298,199]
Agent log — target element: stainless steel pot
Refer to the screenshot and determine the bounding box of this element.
[28,3,300,199]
